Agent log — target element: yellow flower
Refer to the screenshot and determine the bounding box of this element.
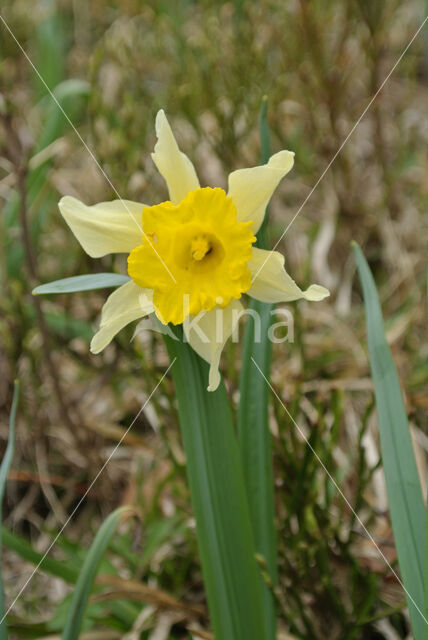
[127,187,255,325]
[59,110,329,391]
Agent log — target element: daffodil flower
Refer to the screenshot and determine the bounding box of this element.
[59,110,329,390]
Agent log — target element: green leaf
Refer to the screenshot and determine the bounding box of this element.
[49,589,135,634]
[353,242,426,639]
[237,96,277,640]
[164,331,268,640]
[1,527,79,585]
[259,96,272,170]
[61,506,135,640]
[32,273,130,295]
[3,619,53,639]
[36,79,90,154]
[34,4,67,100]
[425,501,428,638]
[2,526,136,632]
[0,381,19,640]
[44,311,94,342]
[136,516,187,570]
[5,74,89,280]
[23,306,94,341]
[253,95,272,247]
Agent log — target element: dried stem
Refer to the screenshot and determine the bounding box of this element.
[2,110,78,436]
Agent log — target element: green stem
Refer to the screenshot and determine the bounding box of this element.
[0,380,20,640]
[164,330,267,640]
[237,96,277,639]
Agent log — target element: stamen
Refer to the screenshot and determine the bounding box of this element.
[191,236,211,261]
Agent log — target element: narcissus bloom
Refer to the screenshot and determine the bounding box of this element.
[59,110,328,390]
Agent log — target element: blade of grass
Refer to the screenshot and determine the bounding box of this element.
[36,79,90,154]
[237,96,277,639]
[353,242,426,639]
[61,506,135,640]
[164,331,267,640]
[5,77,89,279]
[253,95,272,248]
[0,381,20,640]
[425,501,428,639]
[2,528,136,630]
[426,267,428,639]
[32,273,130,295]
[34,3,66,100]
[1,527,79,584]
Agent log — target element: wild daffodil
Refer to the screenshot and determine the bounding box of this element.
[59,110,328,390]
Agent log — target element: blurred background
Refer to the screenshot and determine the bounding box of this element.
[0,0,427,638]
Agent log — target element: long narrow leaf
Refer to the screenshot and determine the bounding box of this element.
[353,242,426,638]
[254,96,272,248]
[61,506,135,640]
[237,96,277,639]
[5,78,89,280]
[33,273,130,295]
[2,528,136,629]
[425,501,428,639]
[164,332,267,640]
[0,381,20,640]
[1,527,79,585]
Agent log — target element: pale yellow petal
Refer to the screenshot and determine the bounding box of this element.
[247,248,330,303]
[227,150,294,232]
[151,110,200,205]
[183,299,243,391]
[90,281,154,353]
[59,196,145,258]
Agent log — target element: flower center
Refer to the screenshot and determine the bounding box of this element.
[127,187,256,325]
[191,235,211,261]
[173,226,225,273]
